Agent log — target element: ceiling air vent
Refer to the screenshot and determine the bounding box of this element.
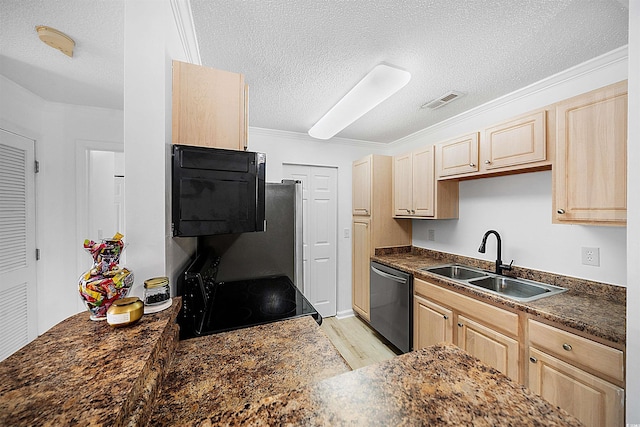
[420,91,465,110]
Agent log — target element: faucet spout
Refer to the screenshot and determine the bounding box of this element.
[478,230,512,275]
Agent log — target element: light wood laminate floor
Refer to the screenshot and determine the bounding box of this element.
[320,315,399,370]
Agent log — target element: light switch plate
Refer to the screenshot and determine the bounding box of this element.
[427,229,435,242]
[581,247,600,266]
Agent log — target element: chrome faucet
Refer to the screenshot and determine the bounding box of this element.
[478,230,513,275]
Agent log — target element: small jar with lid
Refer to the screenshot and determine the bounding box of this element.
[107,297,144,327]
[144,276,170,306]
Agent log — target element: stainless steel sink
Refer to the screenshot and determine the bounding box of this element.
[422,265,488,280]
[421,263,566,302]
[467,276,566,301]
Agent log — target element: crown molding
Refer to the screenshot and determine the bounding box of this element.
[249,127,389,150]
[391,45,629,147]
[170,0,201,65]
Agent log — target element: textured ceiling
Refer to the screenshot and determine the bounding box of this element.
[0,1,629,143]
[0,0,124,110]
[191,0,628,143]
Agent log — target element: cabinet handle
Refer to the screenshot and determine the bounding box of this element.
[562,343,573,351]
[557,209,565,214]
[529,357,538,363]
[485,160,491,165]
[469,163,476,168]
[364,209,369,214]
[457,322,463,327]
[406,209,411,213]
[411,209,415,214]
[443,315,448,320]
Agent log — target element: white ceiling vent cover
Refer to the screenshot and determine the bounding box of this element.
[421,91,465,110]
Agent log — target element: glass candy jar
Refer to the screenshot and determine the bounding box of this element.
[78,234,134,321]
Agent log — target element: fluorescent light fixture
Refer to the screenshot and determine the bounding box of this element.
[308,64,411,140]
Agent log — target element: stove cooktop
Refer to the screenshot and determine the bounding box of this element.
[197,276,320,335]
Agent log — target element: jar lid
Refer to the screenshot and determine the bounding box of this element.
[112,297,141,307]
[144,277,169,288]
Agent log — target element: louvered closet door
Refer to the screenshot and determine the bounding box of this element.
[0,129,37,362]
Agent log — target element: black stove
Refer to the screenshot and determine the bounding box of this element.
[178,251,321,339]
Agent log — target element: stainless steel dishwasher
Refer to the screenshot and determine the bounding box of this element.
[369,261,412,353]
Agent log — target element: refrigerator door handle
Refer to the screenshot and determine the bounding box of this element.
[371,266,407,284]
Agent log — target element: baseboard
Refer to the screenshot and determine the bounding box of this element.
[335,309,355,319]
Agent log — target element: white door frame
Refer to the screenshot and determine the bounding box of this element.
[283,163,338,317]
[75,140,124,312]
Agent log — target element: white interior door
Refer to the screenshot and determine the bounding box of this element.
[283,164,337,317]
[0,129,37,361]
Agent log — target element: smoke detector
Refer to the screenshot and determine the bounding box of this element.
[35,26,75,57]
[420,91,465,110]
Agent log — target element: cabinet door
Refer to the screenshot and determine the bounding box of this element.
[528,348,624,427]
[554,81,627,225]
[413,295,452,350]
[352,157,372,216]
[436,132,479,178]
[456,315,519,381]
[352,218,371,320]
[172,60,246,150]
[482,110,546,171]
[393,153,413,216]
[412,146,435,217]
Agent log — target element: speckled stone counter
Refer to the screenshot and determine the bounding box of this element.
[196,343,582,426]
[149,316,351,425]
[373,247,625,346]
[0,298,181,427]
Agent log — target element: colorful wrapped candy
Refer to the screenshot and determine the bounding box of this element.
[78,233,134,321]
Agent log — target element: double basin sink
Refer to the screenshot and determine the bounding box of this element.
[421,264,566,302]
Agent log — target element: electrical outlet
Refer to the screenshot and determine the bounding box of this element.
[427,229,435,242]
[344,228,350,239]
[581,247,600,266]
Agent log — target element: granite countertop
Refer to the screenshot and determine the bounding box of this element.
[0,298,182,427]
[149,316,351,425]
[373,247,625,346]
[197,343,582,427]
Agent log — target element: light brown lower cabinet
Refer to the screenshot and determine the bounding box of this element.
[528,348,624,427]
[413,294,453,349]
[413,277,625,426]
[456,315,519,381]
[351,218,371,320]
[413,278,519,381]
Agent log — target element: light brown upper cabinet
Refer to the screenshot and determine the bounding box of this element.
[436,132,480,178]
[352,156,372,216]
[436,110,550,180]
[482,110,547,171]
[393,146,458,219]
[553,80,627,226]
[172,60,248,150]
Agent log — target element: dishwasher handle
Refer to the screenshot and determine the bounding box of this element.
[371,266,408,284]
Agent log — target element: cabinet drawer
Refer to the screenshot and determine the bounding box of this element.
[414,278,518,337]
[528,319,623,382]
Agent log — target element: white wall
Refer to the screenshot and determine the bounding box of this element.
[123,0,196,301]
[0,74,125,333]
[248,128,388,316]
[626,0,639,420]
[392,48,629,286]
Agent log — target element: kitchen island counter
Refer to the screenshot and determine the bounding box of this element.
[0,298,182,427]
[149,316,351,425]
[1,297,583,426]
[197,342,582,426]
